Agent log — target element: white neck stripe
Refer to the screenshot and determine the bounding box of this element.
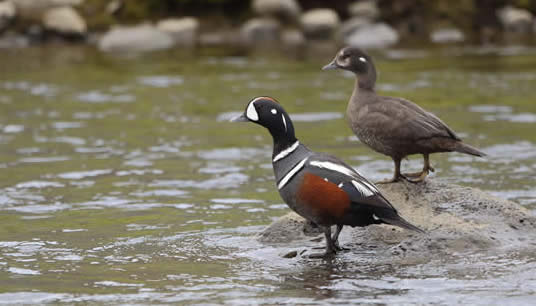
[277,157,308,190]
[273,140,299,162]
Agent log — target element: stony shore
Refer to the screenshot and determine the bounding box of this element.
[1,0,536,52]
[258,179,536,261]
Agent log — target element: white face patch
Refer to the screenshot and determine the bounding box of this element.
[359,57,367,63]
[271,109,277,115]
[246,101,259,121]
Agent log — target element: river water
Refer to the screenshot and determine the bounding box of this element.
[0,45,535,304]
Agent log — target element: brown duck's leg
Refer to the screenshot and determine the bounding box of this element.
[331,224,349,251]
[404,154,433,182]
[308,226,337,258]
[376,157,404,184]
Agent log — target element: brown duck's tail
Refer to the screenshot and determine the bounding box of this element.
[380,216,425,233]
[454,142,486,157]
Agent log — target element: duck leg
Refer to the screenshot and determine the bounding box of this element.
[331,224,349,251]
[403,154,433,182]
[308,226,337,258]
[376,157,406,184]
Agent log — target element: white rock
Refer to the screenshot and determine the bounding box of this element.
[430,28,465,43]
[281,28,305,47]
[42,6,86,35]
[0,1,16,31]
[11,0,82,18]
[300,8,340,40]
[156,17,199,46]
[339,16,371,39]
[241,17,281,44]
[98,24,174,53]
[252,0,301,20]
[348,0,379,19]
[345,22,399,48]
[497,5,533,33]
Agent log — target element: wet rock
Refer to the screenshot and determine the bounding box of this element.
[497,5,533,33]
[345,22,399,48]
[199,30,244,48]
[252,0,301,21]
[338,16,371,40]
[0,1,16,32]
[11,0,82,18]
[300,8,340,40]
[258,180,536,260]
[348,0,379,20]
[240,17,281,45]
[156,17,199,47]
[0,31,29,48]
[105,0,122,15]
[42,6,86,37]
[430,27,465,44]
[281,28,305,48]
[98,24,174,53]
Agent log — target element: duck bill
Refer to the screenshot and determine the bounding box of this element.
[322,60,338,70]
[230,113,249,122]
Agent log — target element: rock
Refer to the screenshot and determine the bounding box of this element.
[300,8,340,40]
[258,180,536,260]
[156,17,199,46]
[252,0,301,21]
[497,5,533,33]
[42,6,86,36]
[11,0,82,18]
[345,22,399,48]
[338,16,371,40]
[105,0,123,15]
[199,30,244,48]
[348,0,379,19]
[430,27,465,43]
[0,31,29,48]
[0,1,16,31]
[98,24,174,53]
[240,17,281,45]
[281,28,305,48]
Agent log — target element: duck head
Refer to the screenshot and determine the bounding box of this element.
[323,47,377,89]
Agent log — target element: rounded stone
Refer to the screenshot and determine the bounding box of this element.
[252,0,301,20]
[300,8,340,40]
[156,17,199,46]
[345,22,399,48]
[430,28,465,44]
[240,17,281,45]
[98,24,174,53]
[42,6,87,36]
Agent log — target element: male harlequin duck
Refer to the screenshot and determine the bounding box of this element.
[323,47,486,183]
[231,96,423,256]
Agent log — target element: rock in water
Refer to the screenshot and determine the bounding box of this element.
[252,0,301,21]
[258,180,536,260]
[42,6,86,37]
[98,24,174,53]
[497,5,533,33]
[240,17,281,45]
[300,8,340,40]
[156,17,199,47]
[345,22,399,48]
[0,1,16,32]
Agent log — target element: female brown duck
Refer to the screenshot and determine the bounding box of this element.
[323,47,485,183]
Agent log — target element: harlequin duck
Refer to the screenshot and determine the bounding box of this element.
[231,96,423,256]
[322,47,486,183]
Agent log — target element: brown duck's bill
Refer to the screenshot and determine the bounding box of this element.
[322,60,338,70]
[230,113,249,122]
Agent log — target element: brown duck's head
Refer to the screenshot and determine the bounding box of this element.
[322,47,373,75]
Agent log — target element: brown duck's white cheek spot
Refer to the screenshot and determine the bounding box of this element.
[359,57,367,63]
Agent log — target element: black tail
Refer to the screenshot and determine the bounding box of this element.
[454,142,486,157]
[380,216,425,233]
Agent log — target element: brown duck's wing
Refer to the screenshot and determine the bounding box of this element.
[368,96,461,141]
